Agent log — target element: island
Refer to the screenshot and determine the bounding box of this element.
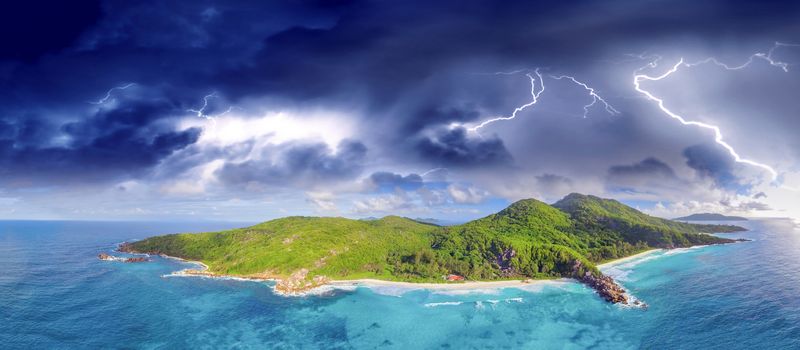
[119,193,747,305]
[674,213,749,221]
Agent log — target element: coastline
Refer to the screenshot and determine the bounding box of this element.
[157,254,211,271]
[152,252,568,294]
[327,278,568,291]
[145,249,664,296]
[597,249,662,268]
[140,244,721,299]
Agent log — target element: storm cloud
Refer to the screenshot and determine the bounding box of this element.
[1,0,799,220]
[216,139,367,189]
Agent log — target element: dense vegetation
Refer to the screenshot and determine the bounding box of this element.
[125,216,437,280]
[125,193,745,286]
[552,194,745,260]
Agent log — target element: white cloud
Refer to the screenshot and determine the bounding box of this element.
[352,192,415,214]
[447,184,488,204]
[305,191,338,212]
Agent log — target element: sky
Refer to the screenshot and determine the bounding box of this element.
[2,0,800,222]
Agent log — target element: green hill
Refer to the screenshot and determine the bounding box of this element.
[120,193,745,300]
[122,215,437,281]
[553,193,746,255]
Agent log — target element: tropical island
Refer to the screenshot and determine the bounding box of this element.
[674,213,749,221]
[119,193,746,304]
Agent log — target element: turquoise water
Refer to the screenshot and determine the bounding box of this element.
[2,219,800,349]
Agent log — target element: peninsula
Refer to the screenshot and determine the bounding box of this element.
[120,193,746,304]
[674,213,749,221]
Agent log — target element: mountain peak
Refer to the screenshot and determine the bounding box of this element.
[552,193,629,215]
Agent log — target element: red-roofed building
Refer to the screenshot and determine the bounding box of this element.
[446,274,464,281]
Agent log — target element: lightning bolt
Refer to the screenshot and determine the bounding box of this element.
[550,75,620,118]
[467,69,618,132]
[467,69,544,132]
[632,42,799,181]
[420,167,448,177]
[188,92,239,124]
[683,42,800,72]
[89,83,136,104]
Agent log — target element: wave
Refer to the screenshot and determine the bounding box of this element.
[662,245,706,256]
[161,270,273,284]
[601,246,712,281]
[424,301,463,307]
[156,254,207,270]
[98,255,128,262]
[426,297,525,309]
[433,288,502,296]
[297,284,359,296]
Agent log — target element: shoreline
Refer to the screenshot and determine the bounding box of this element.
[327,278,569,291]
[138,244,716,297]
[157,254,211,271]
[152,253,570,294]
[597,249,662,268]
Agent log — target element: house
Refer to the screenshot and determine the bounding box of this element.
[446,274,465,281]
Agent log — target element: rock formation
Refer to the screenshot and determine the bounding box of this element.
[98,253,149,263]
[572,260,628,304]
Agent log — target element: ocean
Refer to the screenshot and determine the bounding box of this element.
[2,219,799,349]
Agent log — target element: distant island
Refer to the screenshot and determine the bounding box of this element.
[119,193,746,305]
[674,213,748,221]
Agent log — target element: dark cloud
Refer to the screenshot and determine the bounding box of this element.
[533,173,575,200]
[368,172,423,192]
[609,157,677,179]
[403,106,481,134]
[217,139,367,189]
[0,0,799,219]
[0,1,101,61]
[414,127,512,167]
[0,99,199,185]
[536,174,573,187]
[605,158,691,196]
[682,144,740,190]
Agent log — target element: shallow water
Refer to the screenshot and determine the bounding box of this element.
[2,219,799,349]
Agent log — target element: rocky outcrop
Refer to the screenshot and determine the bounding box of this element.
[495,248,516,277]
[273,269,330,295]
[572,260,628,304]
[117,242,138,253]
[98,253,150,263]
[124,256,149,263]
[98,253,115,261]
[578,270,628,304]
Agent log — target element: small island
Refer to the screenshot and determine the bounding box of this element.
[674,213,749,221]
[119,193,747,305]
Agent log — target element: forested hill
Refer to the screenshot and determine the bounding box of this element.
[121,193,746,301]
[553,193,746,251]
